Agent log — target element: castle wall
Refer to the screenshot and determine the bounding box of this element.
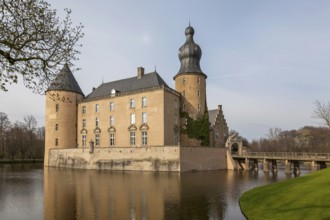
[77,87,179,148]
[47,146,227,171]
[180,147,227,171]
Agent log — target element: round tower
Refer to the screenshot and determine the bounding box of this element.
[174,25,207,119]
[44,64,84,166]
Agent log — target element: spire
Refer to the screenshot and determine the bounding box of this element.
[47,63,84,96]
[174,25,206,79]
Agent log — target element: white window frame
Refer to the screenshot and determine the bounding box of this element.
[142,97,147,107]
[142,112,147,124]
[82,119,86,128]
[82,106,86,114]
[82,134,86,146]
[95,104,99,112]
[95,133,100,146]
[96,117,99,127]
[110,116,114,126]
[110,132,115,146]
[130,131,136,146]
[130,99,135,108]
[130,113,135,124]
[110,102,114,111]
[141,131,148,146]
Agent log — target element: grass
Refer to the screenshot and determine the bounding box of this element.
[240,168,330,220]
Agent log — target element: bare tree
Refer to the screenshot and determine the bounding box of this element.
[0,0,84,93]
[24,115,37,158]
[0,112,10,158]
[313,100,330,128]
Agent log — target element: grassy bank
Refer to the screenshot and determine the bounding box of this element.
[240,168,330,220]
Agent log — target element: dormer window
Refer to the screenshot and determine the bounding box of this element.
[111,89,116,97]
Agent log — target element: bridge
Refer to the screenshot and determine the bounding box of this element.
[231,152,329,174]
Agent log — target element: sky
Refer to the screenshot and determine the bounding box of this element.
[1,0,330,141]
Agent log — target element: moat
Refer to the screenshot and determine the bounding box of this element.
[0,164,310,220]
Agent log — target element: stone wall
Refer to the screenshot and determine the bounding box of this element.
[180,147,227,171]
[48,146,228,172]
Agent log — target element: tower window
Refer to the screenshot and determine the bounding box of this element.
[95,117,99,127]
[82,119,86,128]
[82,106,86,114]
[183,77,186,85]
[55,124,58,131]
[130,132,136,146]
[130,99,135,108]
[198,104,201,112]
[55,138,58,146]
[95,104,99,112]
[110,116,114,126]
[197,77,200,84]
[55,104,59,112]
[142,131,148,146]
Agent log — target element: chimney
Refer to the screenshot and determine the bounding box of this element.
[137,67,144,79]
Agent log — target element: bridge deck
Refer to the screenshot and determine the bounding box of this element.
[232,152,330,162]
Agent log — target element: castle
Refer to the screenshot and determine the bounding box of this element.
[44,26,230,171]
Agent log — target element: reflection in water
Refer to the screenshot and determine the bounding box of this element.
[0,164,309,220]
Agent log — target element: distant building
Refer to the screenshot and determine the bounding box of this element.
[44,26,229,171]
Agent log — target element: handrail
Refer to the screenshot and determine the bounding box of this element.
[232,152,330,160]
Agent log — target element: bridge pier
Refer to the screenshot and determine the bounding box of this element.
[263,159,269,173]
[252,159,258,171]
[285,160,291,175]
[311,161,319,171]
[293,161,300,175]
[271,160,277,172]
[245,158,250,170]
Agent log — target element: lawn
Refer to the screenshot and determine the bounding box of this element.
[240,168,330,220]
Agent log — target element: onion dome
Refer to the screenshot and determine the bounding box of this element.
[174,25,206,79]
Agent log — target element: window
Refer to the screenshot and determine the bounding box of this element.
[142,131,148,145]
[55,138,58,146]
[130,113,135,124]
[182,90,185,97]
[130,99,135,108]
[142,112,147,124]
[183,77,186,85]
[110,116,114,126]
[198,104,201,112]
[82,119,86,128]
[96,117,99,127]
[110,132,115,146]
[197,77,200,84]
[82,106,86,114]
[95,104,99,112]
[95,133,100,146]
[142,97,147,107]
[130,132,136,145]
[110,102,114,111]
[55,123,58,131]
[55,104,59,112]
[82,134,86,146]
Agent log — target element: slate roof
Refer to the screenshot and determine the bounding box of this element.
[85,71,170,100]
[47,64,84,96]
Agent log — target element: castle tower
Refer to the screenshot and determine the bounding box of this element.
[44,64,84,166]
[174,25,207,119]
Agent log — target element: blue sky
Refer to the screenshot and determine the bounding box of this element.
[1,0,330,140]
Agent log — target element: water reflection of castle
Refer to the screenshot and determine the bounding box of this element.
[43,169,227,219]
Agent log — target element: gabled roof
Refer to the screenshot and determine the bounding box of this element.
[85,71,170,100]
[47,64,84,96]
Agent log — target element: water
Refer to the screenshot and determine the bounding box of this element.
[0,163,309,220]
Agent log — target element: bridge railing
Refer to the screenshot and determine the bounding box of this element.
[234,152,330,160]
